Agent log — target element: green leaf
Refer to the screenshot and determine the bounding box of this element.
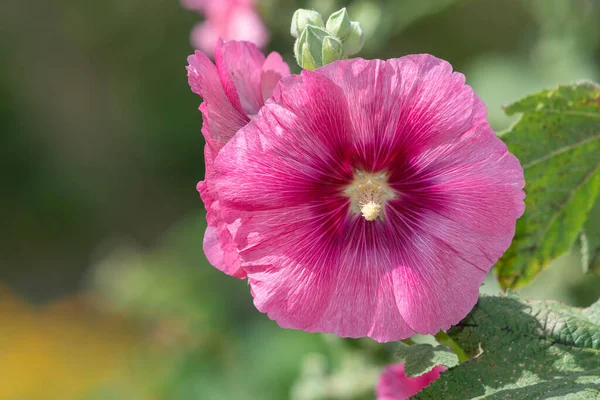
[414,295,600,399]
[496,81,600,289]
[581,197,600,275]
[583,297,600,325]
[395,342,459,377]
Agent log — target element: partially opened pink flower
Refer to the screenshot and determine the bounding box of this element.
[212,55,525,341]
[377,363,446,400]
[187,39,290,278]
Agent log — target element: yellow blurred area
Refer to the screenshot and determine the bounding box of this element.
[0,286,141,400]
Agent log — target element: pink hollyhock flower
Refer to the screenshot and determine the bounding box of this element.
[377,363,446,400]
[212,55,525,341]
[183,0,269,56]
[186,39,290,278]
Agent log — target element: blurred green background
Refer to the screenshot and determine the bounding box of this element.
[1,0,599,398]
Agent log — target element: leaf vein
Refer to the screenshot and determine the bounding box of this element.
[522,133,600,169]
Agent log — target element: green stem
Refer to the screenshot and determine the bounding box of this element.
[400,338,416,345]
[434,330,469,363]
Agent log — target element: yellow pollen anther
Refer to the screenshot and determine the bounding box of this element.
[360,201,381,221]
[343,170,396,222]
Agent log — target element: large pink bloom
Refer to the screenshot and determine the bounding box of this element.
[376,363,446,400]
[187,39,290,278]
[213,55,525,341]
[182,0,268,56]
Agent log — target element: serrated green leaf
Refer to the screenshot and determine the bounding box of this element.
[496,81,600,289]
[581,198,600,275]
[583,298,600,325]
[395,342,459,377]
[414,295,600,399]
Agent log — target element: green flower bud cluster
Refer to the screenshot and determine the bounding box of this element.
[291,8,365,70]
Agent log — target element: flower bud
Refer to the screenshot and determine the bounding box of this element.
[301,42,319,70]
[305,25,329,65]
[342,21,365,56]
[322,36,343,65]
[291,7,365,69]
[290,9,324,39]
[293,29,305,64]
[326,7,352,40]
[294,27,323,70]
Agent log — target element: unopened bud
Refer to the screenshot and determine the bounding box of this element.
[294,26,324,70]
[293,29,305,65]
[342,21,365,56]
[305,25,330,65]
[291,7,365,69]
[322,36,343,65]
[301,42,318,70]
[291,9,324,39]
[326,8,352,40]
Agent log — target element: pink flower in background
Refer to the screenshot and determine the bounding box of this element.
[182,0,269,56]
[212,55,525,341]
[186,39,290,277]
[180,0,206,12]
[377,363,446,400]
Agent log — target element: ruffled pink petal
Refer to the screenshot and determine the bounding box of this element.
[213,39,244,115]
[215,40,266,116]
[203,225,225,269]
[386,217,486,334]
[316,57,485,168]
[187,50,248,149]
[376,363,445,400]
[231,206,416,340]
[387,54,484,148]
[384,108,524,334]
[202,222,246,278]
[198,139,246,278]
[262,52,291,78]
[261,52,291,102]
